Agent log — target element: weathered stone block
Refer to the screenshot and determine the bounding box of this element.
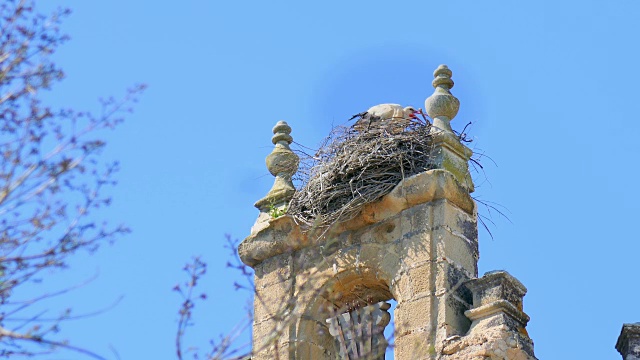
[406,263,434,297]
[390,271,412,303]
[466,271,527,311]
[368,215,403,244]
[252,317,291,357]
[433,292,472,341]
[294,318,335,352]
[398,229,432,268]
[330,245,362,272]
[395,295,433,333]
[254,253,292,288]
[291,340,333,359]
[395,331,433,360]
[254,279,294,323]
[433,261,474,300]
[617,323,640,360]
[403,203,433,229]
[431,199,476,230]
[433,227,478,275]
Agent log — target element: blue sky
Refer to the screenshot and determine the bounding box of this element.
[26,0,640,359]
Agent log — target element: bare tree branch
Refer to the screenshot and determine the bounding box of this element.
[0,0,145,357]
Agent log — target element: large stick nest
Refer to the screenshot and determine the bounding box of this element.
[288,116,435,230]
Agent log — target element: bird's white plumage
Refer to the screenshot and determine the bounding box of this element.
[350,103,418,133]
[366,104,415,120]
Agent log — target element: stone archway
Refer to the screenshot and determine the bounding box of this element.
[291,264,395,360]
[241,64,538,360]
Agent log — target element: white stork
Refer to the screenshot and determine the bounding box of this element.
[349,104,418,132]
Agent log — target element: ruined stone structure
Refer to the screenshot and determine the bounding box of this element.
[617,324,640,360]
[238,65,539,359]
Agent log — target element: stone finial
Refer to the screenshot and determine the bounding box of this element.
[254,121,299,212]
[425,64,460,133]
[423,64,474,192]
[616,323,640,360]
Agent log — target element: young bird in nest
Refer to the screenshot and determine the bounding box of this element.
[349,104,418,133]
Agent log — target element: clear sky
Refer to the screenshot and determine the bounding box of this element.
[25,0,640,359]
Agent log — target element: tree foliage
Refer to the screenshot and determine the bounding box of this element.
[0,1,144,357]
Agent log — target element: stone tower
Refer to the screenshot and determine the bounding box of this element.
[617,324,640,360]
[239,65,537,359]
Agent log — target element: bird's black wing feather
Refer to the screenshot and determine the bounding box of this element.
[349,111,368,121]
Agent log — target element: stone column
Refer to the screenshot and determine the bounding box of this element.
[391,176,477,360]
[243,121,301,360]
[436,271,536,359]
[392,65,478,360]
[617,323,640,360]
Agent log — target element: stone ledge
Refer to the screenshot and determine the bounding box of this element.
[339,169,475,232]
[466,271,527,310]
[239,216,308,267]
[240,169,475,268]
[464,299,530,327]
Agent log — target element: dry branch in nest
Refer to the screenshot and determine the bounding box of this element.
[288,116,435,230]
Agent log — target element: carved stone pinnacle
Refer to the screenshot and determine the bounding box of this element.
[255,121,299,211]
[425,64,460,132]
[424,65,474,192]
[271,121,293,147]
